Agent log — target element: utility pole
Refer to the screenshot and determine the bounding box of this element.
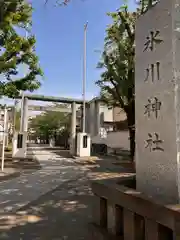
[82,22,88,133]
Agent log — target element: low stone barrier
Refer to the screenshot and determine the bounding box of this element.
[91,176,180,239]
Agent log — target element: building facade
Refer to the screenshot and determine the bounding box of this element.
[0,108,14,145]
[80,98,127,138]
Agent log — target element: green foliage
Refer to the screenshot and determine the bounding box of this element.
[45,0,159,13]
[29,104,71,138]
[44,0,70,6]
[96,6,137,111]
[0,0,43,97]
[96,5,138,160]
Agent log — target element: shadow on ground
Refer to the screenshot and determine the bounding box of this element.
[0,146,135,239]
[4,145,41,171]
[49,149,73,159]
[0,176,94,240]
[82,148,134,176]
[4,158,41,171]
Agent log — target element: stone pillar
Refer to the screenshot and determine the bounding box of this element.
[85,104,90,133]
[107,202,123,236]
[135,0,180,204]
[70,102,76,155]
[123,209,135,240]
[95,100,100,136]
[145,219,158,240]
[20,97,28,132]
[90,101,95,137]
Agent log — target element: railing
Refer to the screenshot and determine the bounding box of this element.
[91,177,180,239]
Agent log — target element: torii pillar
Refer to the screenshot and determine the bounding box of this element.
[20,97,29,132]
[70,102,76,155]
[13,97,28,158]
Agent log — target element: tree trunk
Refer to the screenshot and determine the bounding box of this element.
[126,66,135,161]
[128,124,135,161]
[126,110,135,161]
[45,132,49,144]
[126,95,135,162]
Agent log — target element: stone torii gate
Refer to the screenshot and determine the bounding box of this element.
[14,94,88,157]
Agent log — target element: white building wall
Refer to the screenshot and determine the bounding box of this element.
[99,105,113,123]
[0,109,12,145]
[92,131,129,150]
[84,99,130,150]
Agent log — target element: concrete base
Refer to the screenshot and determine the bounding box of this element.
[12,132,27,158]
[76,132,91,157]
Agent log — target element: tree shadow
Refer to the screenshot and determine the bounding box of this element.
[0,144,135,239]
[4,158,41,171]
[87,148,134,177]
[3,146,41,171]
[0,158,90,217]
[49,149,73,159]
[0,177,94,240]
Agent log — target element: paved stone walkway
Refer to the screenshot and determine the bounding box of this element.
[0,145,134,239]
[0,174,93,239]
[0,147,89,214]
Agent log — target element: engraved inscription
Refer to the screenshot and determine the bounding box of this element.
[144,97,161,119]
[142,29,164,153]
[145,133,164,152]
[144,62,161,82]
[143,30,163,52]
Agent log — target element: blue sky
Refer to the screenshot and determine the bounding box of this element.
[28,0,136,100]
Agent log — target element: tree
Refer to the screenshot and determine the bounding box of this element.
[0,1,43,97]
[29,104,71,143]
[96,6,139,160]
[44,0,159,10]
[44,0,70,6]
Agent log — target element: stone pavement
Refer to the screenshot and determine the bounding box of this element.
[0,145,134,239]
[0,168,21,182]
[0,147,89,214]
[0,173,93,239]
